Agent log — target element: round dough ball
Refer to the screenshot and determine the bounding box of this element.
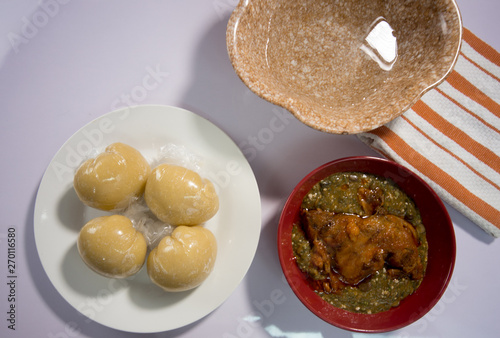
[144,164,219,226]
[77,215,147,278]
[74,142,151,211]
[147,226,217,292]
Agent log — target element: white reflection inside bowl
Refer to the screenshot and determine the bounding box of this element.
[360,17,398,71]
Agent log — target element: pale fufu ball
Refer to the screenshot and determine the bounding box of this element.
[147,225,217,292]
[77,215,147,278]
[74,142,151,211]
[144,164,219,226]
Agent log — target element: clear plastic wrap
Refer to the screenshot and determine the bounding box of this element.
[121,200,174,250]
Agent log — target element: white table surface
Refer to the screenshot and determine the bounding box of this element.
[1,1,499,337]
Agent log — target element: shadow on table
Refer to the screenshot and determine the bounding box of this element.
[244,209,353,337]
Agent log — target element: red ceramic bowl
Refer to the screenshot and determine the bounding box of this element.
[278,156,456,333]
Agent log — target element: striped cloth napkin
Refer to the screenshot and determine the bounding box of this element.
[358,28,500,238]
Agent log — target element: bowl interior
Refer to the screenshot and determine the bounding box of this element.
[227,0,462,133]
[277,156,456,332]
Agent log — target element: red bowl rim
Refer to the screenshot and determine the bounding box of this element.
[277,156,456,333]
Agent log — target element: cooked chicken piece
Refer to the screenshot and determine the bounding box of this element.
[357,186,384,215]
[301,209,423,291]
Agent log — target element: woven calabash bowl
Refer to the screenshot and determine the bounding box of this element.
[227,0,462,134]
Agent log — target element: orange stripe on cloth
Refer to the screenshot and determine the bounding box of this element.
[463,28,500,68]
[412,100,500,175]
[400,113,500,190]
[445,71,500,119]
[434,87,500,134]
[368,126,500,231]
[460,52,500,83]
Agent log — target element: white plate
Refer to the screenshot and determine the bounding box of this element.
[34,105,261,333]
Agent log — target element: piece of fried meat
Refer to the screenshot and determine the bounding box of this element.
[301,209,423,291]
